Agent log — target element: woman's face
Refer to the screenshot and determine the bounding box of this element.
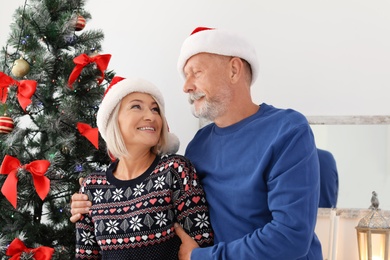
[117,92,162,151]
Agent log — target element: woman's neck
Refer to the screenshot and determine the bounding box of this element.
[114,152,156,180]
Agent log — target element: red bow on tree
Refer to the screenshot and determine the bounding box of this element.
[77,122,98,149]
[0,72,37,111]
[6,238,54,260]
[0,155,51,208]
[68,53,111,88]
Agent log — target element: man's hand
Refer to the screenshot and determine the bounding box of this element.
[69,178,91,223]
[69,193,91,223]
[174,223,199,260]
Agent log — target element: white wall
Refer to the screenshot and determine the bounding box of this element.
[87,0,390,154]
[2,0,390,154]
[2,1,390,209]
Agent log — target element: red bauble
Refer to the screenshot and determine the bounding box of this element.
[75,15,86,31]
[0,116,14,134]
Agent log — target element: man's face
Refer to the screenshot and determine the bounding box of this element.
[182,53,232,121]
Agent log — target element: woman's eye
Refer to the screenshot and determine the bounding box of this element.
[152,107,160,113]
[130,104,141,109]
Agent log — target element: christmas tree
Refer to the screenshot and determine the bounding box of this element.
[0,0,114,258]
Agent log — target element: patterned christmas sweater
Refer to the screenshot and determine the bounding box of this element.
[75,154,213,259]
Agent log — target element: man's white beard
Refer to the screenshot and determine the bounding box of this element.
[190,98,223,122]
[188,91,229,122]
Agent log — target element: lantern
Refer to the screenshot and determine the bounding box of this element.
[356,191,390,260]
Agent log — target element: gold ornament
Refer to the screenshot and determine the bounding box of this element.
[11,57,30,78]
[89,49,99,57]
[61,145,70,155]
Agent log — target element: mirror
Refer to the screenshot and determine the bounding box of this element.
[308,116,390,210]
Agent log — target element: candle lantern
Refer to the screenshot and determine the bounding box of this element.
[356,191,390,260]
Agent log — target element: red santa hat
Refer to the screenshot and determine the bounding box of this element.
[96,76,180,154]
[177,26,259,85]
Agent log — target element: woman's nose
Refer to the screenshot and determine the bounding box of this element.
[143,109,156,121]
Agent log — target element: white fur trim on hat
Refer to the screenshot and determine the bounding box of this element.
[96,77,179,154]
[177,27,259,85]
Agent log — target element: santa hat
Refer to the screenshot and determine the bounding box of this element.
[96,76,180,154]
[177,27,259,85]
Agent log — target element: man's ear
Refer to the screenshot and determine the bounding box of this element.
[230,57,244,83]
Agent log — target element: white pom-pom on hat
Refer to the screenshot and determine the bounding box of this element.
[177,26,259,86]
[165,131,180,155]
[96,77,179,154]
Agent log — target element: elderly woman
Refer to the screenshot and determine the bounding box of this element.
[74,77,213,259]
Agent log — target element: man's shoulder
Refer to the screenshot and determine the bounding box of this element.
[262,103,307,120]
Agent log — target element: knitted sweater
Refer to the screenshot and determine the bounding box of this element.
[75,154,213,259]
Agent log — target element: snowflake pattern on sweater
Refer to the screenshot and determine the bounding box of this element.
[75,154,213,259]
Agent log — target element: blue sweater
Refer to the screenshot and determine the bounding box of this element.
[317,148,338,208]
[185,103,323,260]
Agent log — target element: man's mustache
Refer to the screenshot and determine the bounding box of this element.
[188,92,206,104]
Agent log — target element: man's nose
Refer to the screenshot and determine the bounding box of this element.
[183,78,195,93]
